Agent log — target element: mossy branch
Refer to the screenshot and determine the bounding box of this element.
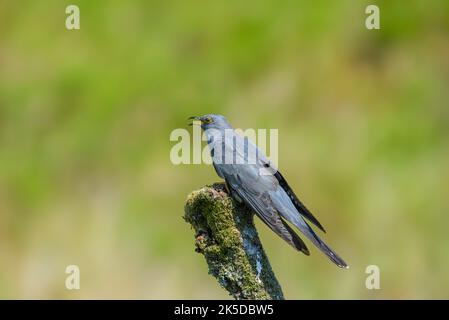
[184,182,284,300]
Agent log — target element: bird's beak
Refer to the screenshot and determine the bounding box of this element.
[188,116,201,126]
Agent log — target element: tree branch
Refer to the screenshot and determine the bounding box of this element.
[184,182,284,300]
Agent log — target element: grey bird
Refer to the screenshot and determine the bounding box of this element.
[189,114,348,268]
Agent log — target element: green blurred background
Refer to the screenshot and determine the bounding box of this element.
[1,0,448,299]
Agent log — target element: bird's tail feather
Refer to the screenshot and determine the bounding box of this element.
[299,222,348,268]
[270,190,348,268]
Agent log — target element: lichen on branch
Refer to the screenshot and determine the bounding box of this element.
[184,182,284,300]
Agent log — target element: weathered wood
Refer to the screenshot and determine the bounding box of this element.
[184,182,284,300]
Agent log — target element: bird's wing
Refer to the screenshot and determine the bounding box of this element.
[215,147,309,255]
[239,134,326,232]
[230,180,310,255]
[273,170,326,232]
[217,131,348,267]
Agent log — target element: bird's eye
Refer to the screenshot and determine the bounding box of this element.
[203,117,213,124]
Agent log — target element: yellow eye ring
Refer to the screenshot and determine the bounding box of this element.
[202,117,213,124]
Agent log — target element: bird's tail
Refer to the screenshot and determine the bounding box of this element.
[300,223,348,268]
[270,190,349,268]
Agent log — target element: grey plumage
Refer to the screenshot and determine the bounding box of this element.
[191,114,348,268]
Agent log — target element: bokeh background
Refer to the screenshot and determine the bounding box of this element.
[1,0,448,299]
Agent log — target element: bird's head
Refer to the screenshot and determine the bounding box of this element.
[189,114,232,131]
